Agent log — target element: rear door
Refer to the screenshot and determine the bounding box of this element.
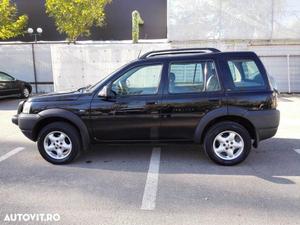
[159,58,225,140]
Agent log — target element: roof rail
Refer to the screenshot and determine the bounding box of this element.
[139,48,221,59]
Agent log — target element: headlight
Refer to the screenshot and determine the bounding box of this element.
[17,100,25,114]
[22,102,32,114]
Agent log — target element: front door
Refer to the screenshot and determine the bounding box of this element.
[0,72,15,96]
[160,59,224,140]
[90,63,164,141]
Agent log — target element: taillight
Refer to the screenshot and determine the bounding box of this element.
[271,92,278,109]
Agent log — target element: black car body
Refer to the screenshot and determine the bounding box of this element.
[0,71,32,99]
[12,48,280,165]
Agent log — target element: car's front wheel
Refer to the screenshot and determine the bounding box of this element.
[204,121,251,166]
[37,122,81,164]
[21,87,30,98]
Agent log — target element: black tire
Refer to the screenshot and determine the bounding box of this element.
[37,122,81,164]
[20,86,30,98]
[204,121,251,166]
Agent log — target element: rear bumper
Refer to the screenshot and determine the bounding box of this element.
[257,127,278,141]
[247,109,280,142]
[12,113,40,141]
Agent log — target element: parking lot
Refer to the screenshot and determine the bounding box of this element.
[0,96,300,225]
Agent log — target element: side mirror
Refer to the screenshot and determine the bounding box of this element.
[98,85,109,98]
[98,85,116,99]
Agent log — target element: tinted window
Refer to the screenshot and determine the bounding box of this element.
[228,60,265,89]
[168,61,220,93]
[0,73,13,81]
[111,64,162,96]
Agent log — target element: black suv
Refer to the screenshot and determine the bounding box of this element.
[12,48,280,166]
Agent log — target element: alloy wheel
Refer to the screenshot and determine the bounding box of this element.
[212,130,244,160]
[23,88,30,98]
[43,131,72,160]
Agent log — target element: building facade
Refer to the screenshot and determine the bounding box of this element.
[11,0,167,41]
[1,0,300,92]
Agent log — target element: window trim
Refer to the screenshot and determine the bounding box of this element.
[111,63,164,97]
[166,59,222,95]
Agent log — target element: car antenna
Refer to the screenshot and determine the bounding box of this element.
[137,45,143,59]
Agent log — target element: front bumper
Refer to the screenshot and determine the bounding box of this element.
[12,113,41,141]
[12,115,18,125]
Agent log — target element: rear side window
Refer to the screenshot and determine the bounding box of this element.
[168,61,221,94]
[227,60,265,89]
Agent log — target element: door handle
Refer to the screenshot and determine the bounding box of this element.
[146,101,157,105]
[208,99,219,103]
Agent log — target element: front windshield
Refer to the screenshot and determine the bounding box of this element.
[84,76,109,92]
[83,63,131,93]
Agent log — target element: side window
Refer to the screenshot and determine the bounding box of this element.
[227,60,265,89]
[111,64,162,96]
[0,73,13,81]
[168,61,220,94]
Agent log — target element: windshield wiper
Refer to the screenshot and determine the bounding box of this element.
[77,85,91,92]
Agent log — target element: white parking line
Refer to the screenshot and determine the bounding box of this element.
[0,147,25,163]
[294,149,300,154]
[141,147,161,210]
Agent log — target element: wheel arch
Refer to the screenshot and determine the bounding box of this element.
[21,82,32,93]
[24,84,32,93]
[33,109,90,151]
[194,107,258,147]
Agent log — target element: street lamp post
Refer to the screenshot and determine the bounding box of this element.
[27,28,43,93]
[27,27,43,43]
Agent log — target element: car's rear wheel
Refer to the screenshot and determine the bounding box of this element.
[37,122,81,164]
[21,87,30,98]
[204,121,251,166]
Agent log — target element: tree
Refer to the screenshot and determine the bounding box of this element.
[45,0,111,42]
[0,0,28,40]
[132,10,143,43]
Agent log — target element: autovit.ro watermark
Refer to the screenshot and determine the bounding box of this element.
[3,213,60,223]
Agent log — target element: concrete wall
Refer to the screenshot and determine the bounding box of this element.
[1,41,300,93]
[168,0,300,41]
[0,44,53,93]
[51,41,300,93]
[51,43,170,91]
[172,41,300,92]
